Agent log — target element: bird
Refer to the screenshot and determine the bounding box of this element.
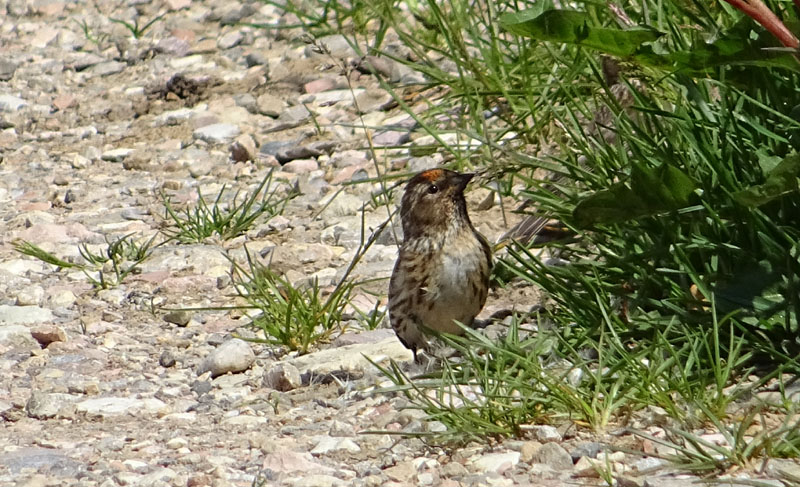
[388,168,493,363]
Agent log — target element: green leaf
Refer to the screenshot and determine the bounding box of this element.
[713,260,787,317]
[500,8,799,73]
[572,183,645,227]
[499,9,662,58]
[573,164,696,227]
[734,153,800,207]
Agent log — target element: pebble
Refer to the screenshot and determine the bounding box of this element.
[163,310,191,326]
[197,338,255,378]
[263,363,302,391]
[0,94,27,112]
[530,442,573,470]
[0,305,54,324]
[471,452,520,474]
[76,397,167,417]
[193,123,241,143]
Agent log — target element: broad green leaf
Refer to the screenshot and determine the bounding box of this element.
[573,164,696,227]
[499,10,661,58]
[572,183,645,228]
[713,260,788,318]
[500,8,799,73]
[734,153,800,207]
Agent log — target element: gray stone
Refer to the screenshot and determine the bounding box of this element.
[101,148,134,162]
[372,129,409,146]
[0,448,83,476]
[26,392,76,419]
[531,442,573,470]
[529,424,561,442]
[355,89,394,113]
[310,437,361,455]
[193,123,241,144]
[276,141,337,163]
[218,31,243,49]
[256,93,285,117]
[570,441,604,461]
[90,61,126,77]
[155,36,191,57]
[159,350,177,368]
[0,94,27,112]
[263,363,302,391]
[163,310,191,326]
[0,325,37,349]
[197,338,255,378]
[313,34,360,58]
[0,60,17,81]
[0,305,54,324]
[471,451,520,473]
[76,397,167,416]
[245,51,269,67]
[288,337,412,377]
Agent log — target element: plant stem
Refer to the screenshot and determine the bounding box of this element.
[722,0,799,48]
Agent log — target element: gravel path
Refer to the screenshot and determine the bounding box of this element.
[2,1,799,486]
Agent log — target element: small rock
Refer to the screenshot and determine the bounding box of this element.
[520,441,543,463]
[166,438,188,449]
[531,442,573,470]
[156,36,191,56]
[0,60,17,81]
[91,61,126,77]
[282,159,318,173]
[218,30,243,49]
[245,51,269,67]
[0,305,54,325]
[76,397,166,417]
[191,380,212,396]
[471,452,520,474]
[310,437,361,455]
[329,420,356,437]
[193,123,241,144]
[256,93,285,117]
[288,337,412,377]
[263,363,302,391]
[163,310,191,327]
[159,350,177,368]
[30,326,67,347]
[101,148,134,162]
[230,134,257,162]
[197,338,255,378]
[0,94,27,112]
[570,441,604,461]
[26,392,64,419]
[304,78,338,94]
[52,94,77,111]
[355,89,394,112]
[529,424,561,442]
[372,130,409,146]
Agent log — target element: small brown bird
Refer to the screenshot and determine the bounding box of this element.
[388,169,492,362]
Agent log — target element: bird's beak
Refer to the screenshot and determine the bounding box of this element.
[454,172,475,192]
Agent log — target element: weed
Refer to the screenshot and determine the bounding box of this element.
[109,12,166,39]
[230,247,355,354]
[14,233,159,289]
[161,170,296,244]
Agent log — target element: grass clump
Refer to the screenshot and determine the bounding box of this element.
[265,0,800,472]
[161,171,296,244]
[109,12,166,39]
[230,248,355,354]
[271,0,800,468]
[14,233,160,289]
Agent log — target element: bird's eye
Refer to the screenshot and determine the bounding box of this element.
[428,184,439,194]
